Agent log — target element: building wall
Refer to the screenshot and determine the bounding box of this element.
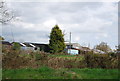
[21,47,35,51]
[66,49,79,55]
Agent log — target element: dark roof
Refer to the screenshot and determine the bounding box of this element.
[24,42,48,47]
[23,43,33,47]
[11,42,34,47]
[2,41,12,45]
[2,41,49,47]
[31,43,48,47]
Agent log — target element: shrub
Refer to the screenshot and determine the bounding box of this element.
[2,50,31,69]
[84,52,118,69]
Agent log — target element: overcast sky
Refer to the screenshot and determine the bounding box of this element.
[2,2,118,49]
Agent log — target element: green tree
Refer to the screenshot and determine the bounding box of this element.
[12,42,21,50]
[49,25,66,53]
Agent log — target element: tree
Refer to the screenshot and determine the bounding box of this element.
[94,42,112,53]
[49,25,66,53]
[12,42,21,50]
[0,36,4,40]
[0,1,14,24]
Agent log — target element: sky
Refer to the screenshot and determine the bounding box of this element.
[2,1,118,49]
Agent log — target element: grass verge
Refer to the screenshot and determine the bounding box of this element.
[2,67,118,79]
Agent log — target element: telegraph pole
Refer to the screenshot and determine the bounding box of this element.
[88,42,90,48]
[69,32,71,54]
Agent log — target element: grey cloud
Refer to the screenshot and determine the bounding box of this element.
[8,2,103,24]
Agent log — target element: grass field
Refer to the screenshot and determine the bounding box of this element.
[2,66,118,79]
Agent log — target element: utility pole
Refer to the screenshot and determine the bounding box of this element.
[88,42,90,48]
[69,32,71,54]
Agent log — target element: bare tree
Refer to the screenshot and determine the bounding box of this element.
[94,42,112,53]
[0,1,14,24]
[0,36,4,40]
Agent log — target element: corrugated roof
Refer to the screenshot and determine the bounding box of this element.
[20,43,26,47]
[29,43,36,47]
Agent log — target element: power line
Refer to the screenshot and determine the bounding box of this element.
[10,24,14,42]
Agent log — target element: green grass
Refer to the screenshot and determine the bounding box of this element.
[2,67,118,79]
[48,54,84,60]
[3,66,55,79]
[70,68,118,79]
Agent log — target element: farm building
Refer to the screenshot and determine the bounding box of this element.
[2,41,12,47]
[2,40,50,52]
[2,40,92,54]
[19,42,36,51]
[65,43,91,55]
[31,43,50,52]
[13,42,50,52]
[92,49,106,54]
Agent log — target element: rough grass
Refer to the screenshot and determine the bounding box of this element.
[2,67,118,79]
[48,54,84,60]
